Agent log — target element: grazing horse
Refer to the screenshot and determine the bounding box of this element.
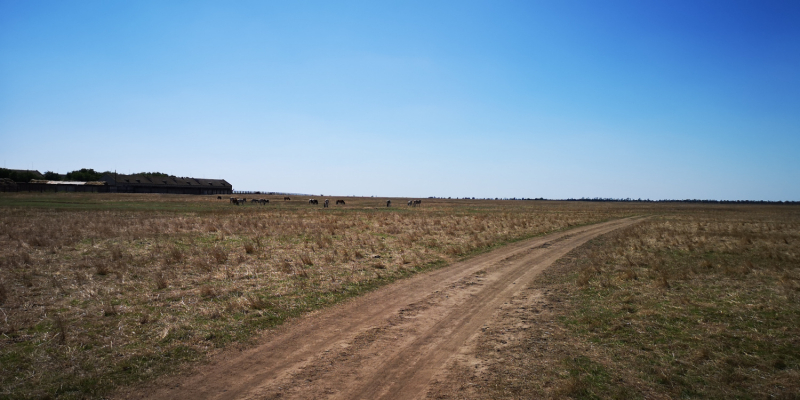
[336,200,345,205]
[407,200,413,206]
[324,199,330,208]
[284,197,291,201]
[309,199,318,205]
[259,199,269,205]
[386,200,392,207]
[414,200,422,207]
[251,199,259,203]
[217,196,222,200]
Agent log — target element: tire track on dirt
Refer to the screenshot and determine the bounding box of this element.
[340,217,641,400]
[124,217,641,400]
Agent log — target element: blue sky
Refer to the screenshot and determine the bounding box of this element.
[1,0,798,200]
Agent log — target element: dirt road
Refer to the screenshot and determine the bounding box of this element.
[128,217,640,400]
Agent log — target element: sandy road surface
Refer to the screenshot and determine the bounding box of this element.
[125,217,641,400]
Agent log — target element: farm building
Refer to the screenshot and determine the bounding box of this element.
[3,169,44,179]
[24,180,108,193]
[100,174,232,195]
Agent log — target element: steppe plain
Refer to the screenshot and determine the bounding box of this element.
[0,193,797,399]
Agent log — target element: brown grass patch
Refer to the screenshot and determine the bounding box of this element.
[0,192,699,398]
[431,206,800,399]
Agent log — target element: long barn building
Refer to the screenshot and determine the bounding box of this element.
[100,174,232,195]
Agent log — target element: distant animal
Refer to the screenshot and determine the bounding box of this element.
[284,196,291,201]
[259,199,269,205]
[309,199,318,205]
[407,200,413,206]
[251,199,259,203]
[324,199,329,208]
[386,200,391,207]
[336,200,345,205]
[217,196,222,200]
[230,197,236,204]
[414,200,422,207]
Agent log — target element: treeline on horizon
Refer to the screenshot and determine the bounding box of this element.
[0,168,171,183]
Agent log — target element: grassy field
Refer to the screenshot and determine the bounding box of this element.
[0,193,655,399]
[447,205,800,399]
[4,194,797,399]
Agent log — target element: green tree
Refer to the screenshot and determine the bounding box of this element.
[0,168,40,183]
[65,168,106,182]
[43,171,62,181]
[137,172,171,177]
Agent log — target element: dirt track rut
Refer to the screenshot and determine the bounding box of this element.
[127,217,641,400]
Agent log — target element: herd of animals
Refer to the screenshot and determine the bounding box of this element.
[217,196,422,208]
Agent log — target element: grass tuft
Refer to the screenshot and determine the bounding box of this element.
[244,242,255,254]
[154,271,168,290]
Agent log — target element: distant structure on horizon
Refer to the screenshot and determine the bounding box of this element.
[3,169,44,179]
[100,173,232,195]
[0,168,233,195]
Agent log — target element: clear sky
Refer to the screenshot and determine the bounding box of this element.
[1,0,798,200]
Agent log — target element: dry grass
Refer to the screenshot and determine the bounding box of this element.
[434,205,800,399]
[0,193,655,398]
[9,193,774,398]
[563,211,800,399]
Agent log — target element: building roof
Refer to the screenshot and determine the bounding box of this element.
[4,169,44,178]
[100,174,232,188]
[30,180,106,185]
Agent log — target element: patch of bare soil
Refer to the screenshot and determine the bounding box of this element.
[117,218,641,400]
